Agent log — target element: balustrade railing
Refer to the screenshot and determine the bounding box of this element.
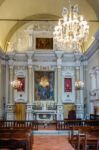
[56,120,99,130]
[0,120,38,130]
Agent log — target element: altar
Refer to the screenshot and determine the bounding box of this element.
[33,110,57,123]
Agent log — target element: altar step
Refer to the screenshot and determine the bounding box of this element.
[33,130,70,135]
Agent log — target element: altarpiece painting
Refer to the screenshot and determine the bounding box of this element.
[34,71,54,100]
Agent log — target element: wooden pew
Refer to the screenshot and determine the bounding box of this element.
[0,120,38,150]
[0,128,33,150]
[69,126,99,150]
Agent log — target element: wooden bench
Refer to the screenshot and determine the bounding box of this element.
[0,128,33,150]
[0,120,39,150]
[69,126,99,150]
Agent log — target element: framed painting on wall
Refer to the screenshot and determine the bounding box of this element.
[64,78,72,92]
[36,38,53,50]
[34,71,54,100]
[17,77,25,92]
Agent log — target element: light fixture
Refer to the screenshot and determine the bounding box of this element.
[39,76,49,88]
[75,80,84,90]
[11,79,22,90]
[53,0,89,52]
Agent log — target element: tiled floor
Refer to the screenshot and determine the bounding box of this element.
[33,135,74,150]
[33,124,74,150]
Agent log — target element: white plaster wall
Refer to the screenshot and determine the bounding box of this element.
[86,50,99,114]
[88,51,99,69]
[87,50,99,92]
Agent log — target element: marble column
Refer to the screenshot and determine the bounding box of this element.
[57,67,62,104]
[75,66,80,104]
[5,62,9,105]
[90,72,96,91]
[55,50,64,120]
[28,65,33,104]
[80,65,84,105]
[9,63,14,104]
[90,102,94,114]
[75,66,82,118]
[6,58,14,120]
[26,51,34,120]
[95,68,99,89]
[0,62,2,119]
[55,51,64,105]
[74,53,84,119]
[32,68,34,102]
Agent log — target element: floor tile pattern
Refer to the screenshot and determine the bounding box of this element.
[33,135,74,150]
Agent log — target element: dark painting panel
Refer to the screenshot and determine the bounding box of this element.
[36,38,53,49]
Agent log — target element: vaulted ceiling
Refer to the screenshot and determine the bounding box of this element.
[0,0,99,51]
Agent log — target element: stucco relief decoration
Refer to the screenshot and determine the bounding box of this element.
[7,21,55,52]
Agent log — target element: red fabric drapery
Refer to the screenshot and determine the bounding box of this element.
[64,78,72,92]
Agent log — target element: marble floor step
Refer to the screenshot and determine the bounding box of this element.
[33,130,70,135]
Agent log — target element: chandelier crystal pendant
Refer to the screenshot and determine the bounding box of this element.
[53,0,89,51]
[75,80,84,90]
[11,79,22,90]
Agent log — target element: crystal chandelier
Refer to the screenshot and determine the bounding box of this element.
[53,0,89,51]
[75,80,84,90]
[11,79,22,90]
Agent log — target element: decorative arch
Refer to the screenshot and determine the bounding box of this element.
[4,14,59,51]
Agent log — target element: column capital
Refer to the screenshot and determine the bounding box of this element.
[74,51,82,60]
[95,67,99,73]
[55,50,64,68]
[75,60,80,67]
[28,65,32,69]
[89,71,94,77]
[8,51,16,59]
[9,60,14,67]
[26,51,34,58]
[55,50,64,58]
[26,51,34,66]
[57,57,62,68]
[75,66,80,70]
[74,51,82,67]
[8,52,15,67]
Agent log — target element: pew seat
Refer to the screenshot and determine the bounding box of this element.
[0,139,29,150]
[0,128,33,150]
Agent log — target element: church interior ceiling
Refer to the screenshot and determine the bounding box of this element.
[0,0,99,52]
